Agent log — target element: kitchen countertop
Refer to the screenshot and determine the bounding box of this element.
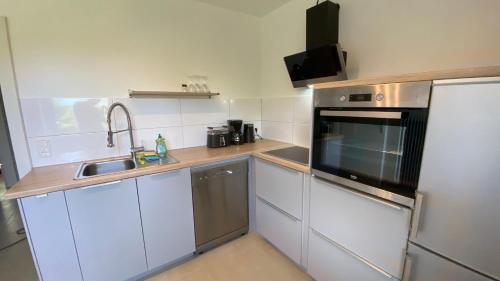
[3,140,310,200]
[313,65,500,89]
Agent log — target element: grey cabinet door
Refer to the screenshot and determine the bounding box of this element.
[406,243,492,281]
[137,168,195,269]
[414,83,500,280]
[21,192,83,281]
[65,179,147,281]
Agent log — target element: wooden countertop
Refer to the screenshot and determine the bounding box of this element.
[3,140,310,200]
[313,66,500,89]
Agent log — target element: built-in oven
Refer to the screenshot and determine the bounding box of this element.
[311,81,432,207]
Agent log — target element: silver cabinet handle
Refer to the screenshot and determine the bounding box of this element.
[35,193,48,198]
[81,180,122,190]
[353,189,403,211]
[311,229,395,279]
[410,192,424,240]
[402,255,413,281]
[320,110,402,119]
[258,196,299,222]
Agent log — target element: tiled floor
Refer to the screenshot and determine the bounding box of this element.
[0,175,38,281]
[0,240,38,281]
[147,233,313,281]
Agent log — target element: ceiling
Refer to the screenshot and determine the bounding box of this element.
[193,0,292,17]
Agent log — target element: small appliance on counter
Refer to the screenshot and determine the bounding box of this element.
[227,120,244,145]
[243,123,255,143]
[207,126,230,148]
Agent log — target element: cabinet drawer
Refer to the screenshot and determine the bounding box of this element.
[308,229,392,281]
[310,177,411,278]
[256,197,302,264]
[255,158,303,219]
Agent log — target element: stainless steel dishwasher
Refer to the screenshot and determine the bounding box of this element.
[191,159,248,253]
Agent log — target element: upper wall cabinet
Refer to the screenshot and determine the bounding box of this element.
[65,179,147,281]
[20,192,82,281]
[137,168,196,269]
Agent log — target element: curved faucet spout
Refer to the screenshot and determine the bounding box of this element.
[106,102,142,158]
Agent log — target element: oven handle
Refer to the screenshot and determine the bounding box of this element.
[320,110,402,119]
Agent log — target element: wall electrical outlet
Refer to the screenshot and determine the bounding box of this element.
[38,140,51,158]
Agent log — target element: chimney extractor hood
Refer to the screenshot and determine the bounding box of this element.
[284,1,347,88]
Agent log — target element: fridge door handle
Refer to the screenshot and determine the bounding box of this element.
[402,255,413,281]
[410,192,424,240]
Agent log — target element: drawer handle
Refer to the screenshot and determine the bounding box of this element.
[81,180,122,190]
[258,196,299,222]
[311,229,395,279]
[402,255,413,281]
[354,190,404,211]
[410,192,424,240]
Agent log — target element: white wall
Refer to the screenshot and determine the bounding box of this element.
[0,17,32,177]
[0,0,266,167]
[0,0,261,98]
[260,0,500,97]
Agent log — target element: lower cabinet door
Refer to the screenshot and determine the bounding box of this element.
[256,197,301,264]
[308,229,391,281]
[137,168,195,269]
[21,192,82,281]
[65,179,147,281]
[406,243,492,281]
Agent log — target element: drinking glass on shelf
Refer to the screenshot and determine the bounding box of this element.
[187,75,197,92]
[200,76,210,93]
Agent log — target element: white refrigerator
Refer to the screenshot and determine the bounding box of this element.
[406,80,500,281]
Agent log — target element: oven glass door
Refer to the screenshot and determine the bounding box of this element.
[312,109,428,198]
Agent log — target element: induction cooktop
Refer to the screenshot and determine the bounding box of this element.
[263,146,309,166]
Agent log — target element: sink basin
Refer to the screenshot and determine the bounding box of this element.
[75,159,137,179]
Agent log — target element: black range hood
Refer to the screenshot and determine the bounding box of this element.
[284,1,347,88]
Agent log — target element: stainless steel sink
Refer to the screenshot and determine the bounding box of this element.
[74,155,179,180]
[74,158,137,180]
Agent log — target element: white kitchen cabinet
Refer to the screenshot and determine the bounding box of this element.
[20,192,82,281]
[308,229,391,281]
[256,197,302,264]
[65,179,147,281]
[310,177,411,279]
[137,168,195,269]
[255,158,303,219]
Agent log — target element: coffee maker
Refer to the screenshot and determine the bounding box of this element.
[227,120,244,145]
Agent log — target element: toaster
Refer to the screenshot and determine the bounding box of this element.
[207,126,230,148]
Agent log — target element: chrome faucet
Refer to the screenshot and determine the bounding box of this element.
[106,102,143,159]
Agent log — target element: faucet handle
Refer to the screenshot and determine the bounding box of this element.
[107,131,115,147]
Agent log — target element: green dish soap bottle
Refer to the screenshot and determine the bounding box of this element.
[155,134,167,158]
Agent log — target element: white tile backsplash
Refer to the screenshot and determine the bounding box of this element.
[116,127,184,156]
[22,95,319,167]
[113,98,182,130]
[182,125,209,148]
[293,95,313,124]
[181,98,229,126]
[28,132,119,167]
[292,123,312,148]
[261,121,293,143]
[229,98,261,121]
[21,98,111,137]
[261,97,295,122]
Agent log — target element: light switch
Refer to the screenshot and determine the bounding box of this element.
[38,140,51,158]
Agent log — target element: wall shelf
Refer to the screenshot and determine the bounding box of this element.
[128,90,220,99]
